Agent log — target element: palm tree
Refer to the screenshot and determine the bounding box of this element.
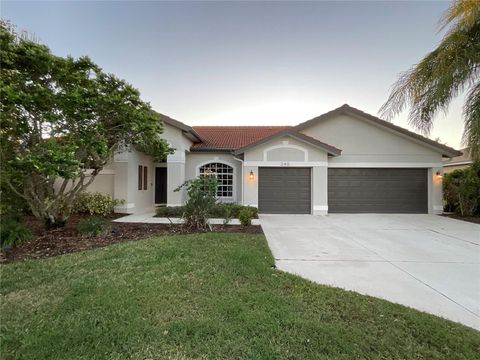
[379,1,480,160]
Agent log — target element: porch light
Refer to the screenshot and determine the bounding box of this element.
[249,170,255,180]
[435,171,443,178]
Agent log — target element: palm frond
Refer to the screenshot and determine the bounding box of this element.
[379,21,480,135]
[439,0,480,32]
[463,81,480,160]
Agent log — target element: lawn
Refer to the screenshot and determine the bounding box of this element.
[1,233,478,359]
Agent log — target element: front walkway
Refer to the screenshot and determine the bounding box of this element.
[260,214,480,330]
[113,212,261,225]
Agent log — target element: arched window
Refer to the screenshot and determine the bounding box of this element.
[199,162,234,198]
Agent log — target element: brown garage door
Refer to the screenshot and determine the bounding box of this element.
[328,168,428,213]
[258,167,311,214]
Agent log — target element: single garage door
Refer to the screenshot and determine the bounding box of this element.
[328,168,428,213]
[259,167,311,214]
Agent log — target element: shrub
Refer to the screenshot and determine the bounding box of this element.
[74,192,123,216]
[155,203,259,220]
[239,207,256,226]
[443,162,480,216]
[0,219,32,248]
[209,203,257,219]
[77,217,111,238]
[221,204,234,225]
[239,205,258,219]
[211,204,257,218]
[155,206,185,218]
[175,176,218,230]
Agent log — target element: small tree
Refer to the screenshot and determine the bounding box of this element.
[175,176,218,231]
[0,21,172,228]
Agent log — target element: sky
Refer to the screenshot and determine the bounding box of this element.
[2,0,466,148]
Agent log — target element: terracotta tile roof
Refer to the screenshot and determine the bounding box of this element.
[191,126,292,151]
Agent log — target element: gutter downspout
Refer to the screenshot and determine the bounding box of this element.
[233,156,244,205]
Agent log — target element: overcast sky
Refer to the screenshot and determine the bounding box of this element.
[2,1,465,148]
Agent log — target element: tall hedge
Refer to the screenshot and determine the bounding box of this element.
[443,162,480,216]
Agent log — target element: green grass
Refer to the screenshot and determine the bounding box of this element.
[1,234,479,359]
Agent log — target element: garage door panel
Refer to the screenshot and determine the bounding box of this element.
[328,168,428,213]
[259,167,311,214]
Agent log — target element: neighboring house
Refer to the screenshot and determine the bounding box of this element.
[443,148,472,173]
[84,104,461,215]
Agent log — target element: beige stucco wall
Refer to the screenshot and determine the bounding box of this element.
[242,136,329,214]
[111,147,155,213]
[443,163,471,174]
[53,170,115,197]
[129,150,155,213]
[160,123,192,206]
[300,113,444,214]
[53,160,116,204]
[185,152,243,204]
[244,136,327,163]
[85,173,114,197]
[301,114,442,164]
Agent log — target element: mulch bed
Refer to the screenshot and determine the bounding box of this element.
[1,214,263,264]
[441,214,480,224]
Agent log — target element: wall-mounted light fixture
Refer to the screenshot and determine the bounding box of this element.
[435,171,443,179]
[249,170,255,180]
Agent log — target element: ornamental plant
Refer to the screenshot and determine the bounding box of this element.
[175,176,218,230]
[74,192,124,216]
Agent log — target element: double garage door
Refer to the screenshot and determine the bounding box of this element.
[258,167,428,214]
[328,168,428,213]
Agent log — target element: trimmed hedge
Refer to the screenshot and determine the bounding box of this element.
[155,206,185,218]
[155,203,258,219]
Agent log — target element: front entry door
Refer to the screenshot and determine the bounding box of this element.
[155,167,167,204]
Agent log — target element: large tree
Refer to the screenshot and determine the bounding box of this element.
[0,21,172,228]
[379,1,480,160]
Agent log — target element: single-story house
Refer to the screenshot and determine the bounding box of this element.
[443,148,472,174]
[85,104,461,215]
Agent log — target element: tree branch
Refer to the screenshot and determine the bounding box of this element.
[5,179,27,200]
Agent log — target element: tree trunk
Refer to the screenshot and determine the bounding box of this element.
[45,216,67,230]
[12,171,98,230]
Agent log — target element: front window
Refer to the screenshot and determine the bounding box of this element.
[199,162,233,198]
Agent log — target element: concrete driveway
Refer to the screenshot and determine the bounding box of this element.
[260,214,480,330]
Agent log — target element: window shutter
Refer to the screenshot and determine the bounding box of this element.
[143,166,148,190]
[138,165,143,190]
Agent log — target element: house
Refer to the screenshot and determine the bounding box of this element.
[443,148,472,174]
[85,104,461,215]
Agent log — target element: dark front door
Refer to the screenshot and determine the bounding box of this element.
[328,168,428,213]
[155,167,167,204]
[258,167,311,214]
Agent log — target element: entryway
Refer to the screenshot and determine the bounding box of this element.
[155,167,167,204]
